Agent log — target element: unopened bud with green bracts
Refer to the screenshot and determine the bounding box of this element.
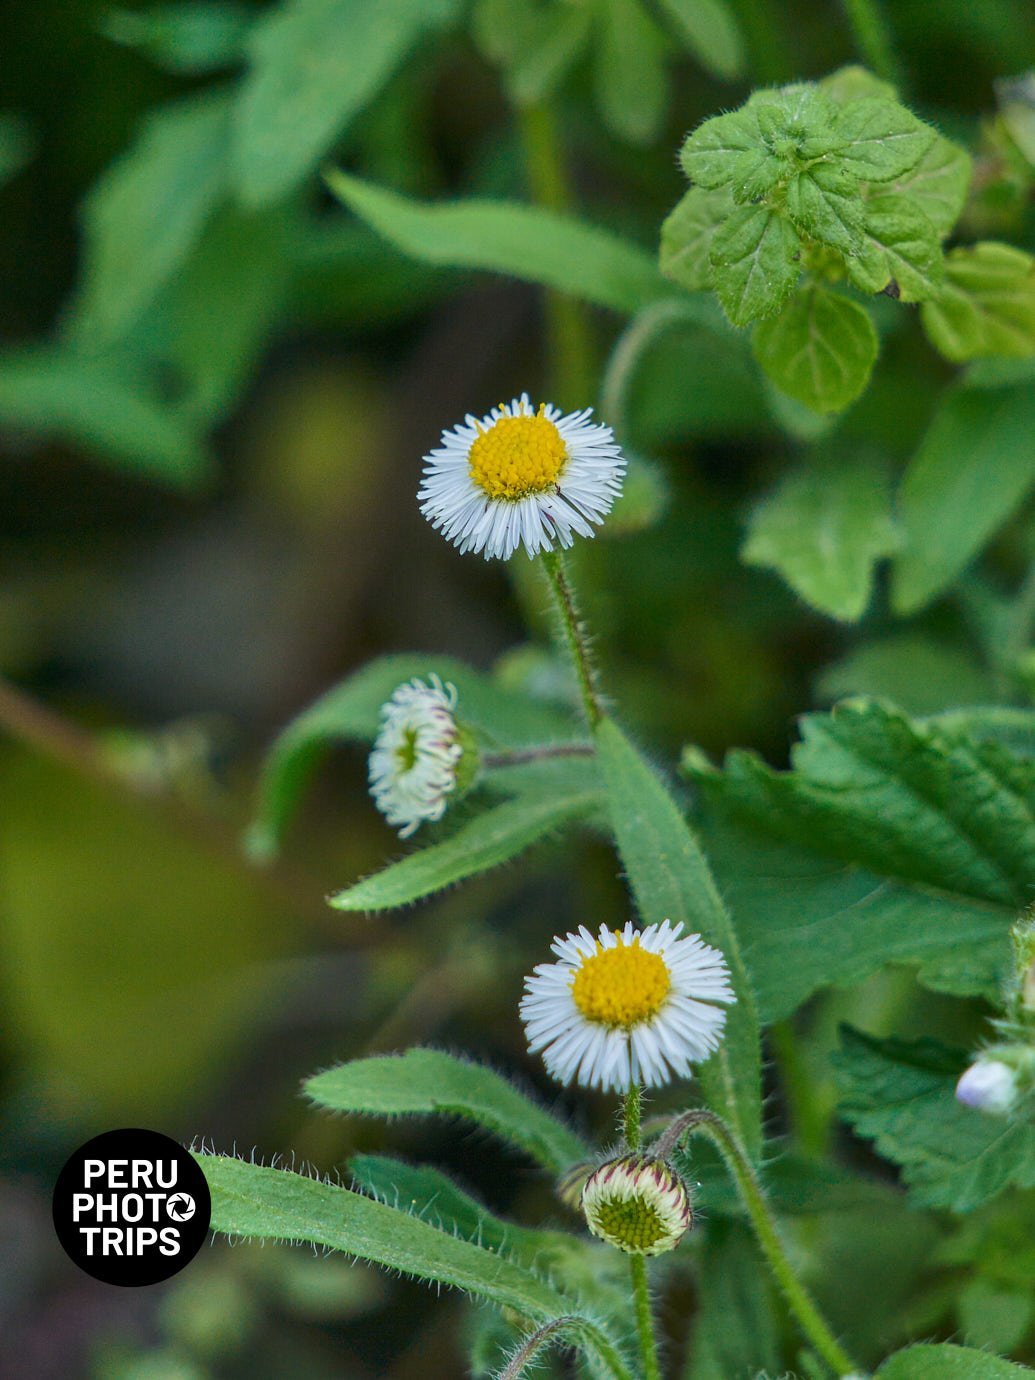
[581,1153,692,1256]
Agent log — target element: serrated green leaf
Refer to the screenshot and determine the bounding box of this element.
[305,1048,590,1173]
[0,348,212,487]
[594,0,667,146]
[594,717,762,1158]
[877,1344,1034,1378]
[752,286,878,414]
[659,187,733,292]
[849,194,944,301]
[819,64,898,105]
[195,1153,632,1379]
[686,698,1035,910]
[708,205,800,327]
[834,97,935,181]
[922,242,1035,362]
[247,654,580,859]
[679,107,763,189]
[325,170,670,315]
[890,133,972,236]
[101,4,252,74]
[233,0,459,206]
[330,786,600,911]
[835,1029,1035,1212]
[71,91,229,344]
[656,0,744,80]
[785,162,864,255]
[891,384,1035,615]
[472,0,590,107]
[742,458,899,621]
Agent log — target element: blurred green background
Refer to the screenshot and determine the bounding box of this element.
[2,0,1034,1375]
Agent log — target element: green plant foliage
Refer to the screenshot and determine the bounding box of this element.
[685,1220,780,1379]
[593,0,668,147]
[877,1344,1035,1378]
[742,456,899,620]
[752,285,879,413]
[655,0,743,80]
[709,205,802,328]
[921,242,1035,362]
[835,1028,1035,1212]
[101,3,253,73]
[304,1048,590,1173]
[472,0,592,108]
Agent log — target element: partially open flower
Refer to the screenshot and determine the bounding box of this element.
[368,676,466,837]
[418,394,625,560]
[520,920,735,1092]
[955,1058,1018,1116]
[582,1154,692,1256]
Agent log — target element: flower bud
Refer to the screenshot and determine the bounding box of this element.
[581,1154,692,1256]
[955,1058,1018,1116]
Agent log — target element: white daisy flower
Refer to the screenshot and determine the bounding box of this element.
[582,1153,693,1256]
[368,676,464,838]
[418,393,626,560]
[520,920,735,1092]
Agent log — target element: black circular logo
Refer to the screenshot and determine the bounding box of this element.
[52,1129,211,1286]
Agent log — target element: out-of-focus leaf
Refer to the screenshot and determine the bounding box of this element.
[752,286,878,414]
[305,1048,590,1173]
[709,205,801,327]
[594,717,762,1158]
[742,458,898,621]
[656,0,744,80]
[877,1344,1034,1378]
[247,654,578,859]
[0,112,33,186]
[330,785,600,911]
[889,133,972,237]
[593,0,667,146]
[472,0,590,107]
[72,91,230,343]
[958,1278,1034,1355]
[325,171,670,314]
[233,0,460,206]
[0,348,212,487]
[891,383,1035,615]
[816,635,996,714]
[835,1029,1035,1213]
[922,242,1035,362]
[101,4,252,73]
[819,64,898,105]
[684,1220,779,1380]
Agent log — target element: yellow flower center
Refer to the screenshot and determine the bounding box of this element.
[468,408,567,501]
[592,1196,666,1251]
[571,934,671,1029]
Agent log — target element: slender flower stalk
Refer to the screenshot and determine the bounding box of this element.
[540,548,603,726]
[624,1089,661,1380]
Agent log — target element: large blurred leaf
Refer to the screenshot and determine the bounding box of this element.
[742,458,899,621]
[305,1048,590,1173]
[684,1220,779,1379]
[326,171,670,314]
[656,0,744,80]
[472,0,590,107]
[0,348,212,487]
[835,1029,1035,1212]
[595,717,762,1157]
[101,4,253,73]
[233,0,459,206]
[72,91,230,343]
[248,654,580,859]
[891,383,1035,615]
[878,1345,1034,1378]
[331,784,600,911]
[816,635,996,715]
[593,0,667,146]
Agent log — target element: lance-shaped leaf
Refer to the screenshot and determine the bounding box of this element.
[708,205,801,327]
[752,286,878,414]
[594,717,762,1158]
[921,242,1035,362]
[834,1029,1035,1212]
[305,1048,590,1173]
[326,170,670,315]
[330,785,600,911]
[877,1344,1034,1379]
[834,97,935,182]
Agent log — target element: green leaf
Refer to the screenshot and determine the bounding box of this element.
[196,1153,631,1379]
[835,1028,1035,1212]
[304,1048,590,1173]
[752,286,878,414]
[658,188,733,293]
[233,0,459,206]
[593,0,668,146]
[816,634,996,716]
[921,242,1035,362]
[594,717,762,1158]
[785,162,864,255]
[708,205,801,327]
[0,111,33,187]
[890,133,971,237]
[834,97,935,182]
[655,0,744,80]
[326,170,670,315]
[472,0,590,107]
[742,458,899,621]
[330,786,600,911]
[848,194,944,302]
[819,64,898,105]
[679,107,764,190]
[877,1344,1034,1378]
[0,348,212,487]
[687,698,1035,910]
[247,653,579,859]
[101,4,252,74]
[891,383,1035,615]
[685,1220,779,1380]
[958,1278,1034,1355]
[71,91,229,344]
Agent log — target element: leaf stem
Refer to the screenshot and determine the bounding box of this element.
[482,742,594,768]
[655,1110,858,1377]
[517,102,595,406]
[841,0,902,87]
[623,1085,661,1380]
[540,549,603,727]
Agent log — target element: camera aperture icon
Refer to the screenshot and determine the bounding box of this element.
[166,1193,196,1222]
